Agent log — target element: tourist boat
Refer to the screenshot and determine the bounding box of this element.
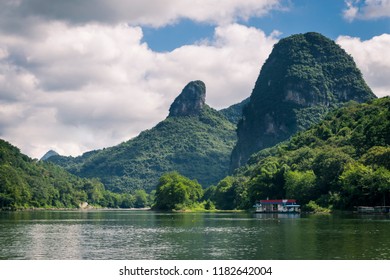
[356,206,390,214]
[355,206,375,213]
[254,199,300,213]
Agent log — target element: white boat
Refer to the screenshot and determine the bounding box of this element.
[356,206,390,214]
[254,199,300,213]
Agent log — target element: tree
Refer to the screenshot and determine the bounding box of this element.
[120,193,135,208]
[134,189,149,208]
[361,146,390,169]
[212,177,235,210]
[0,165,31,208]
[340,162,376,208]
[312,148,353,193]
[154,172,203,210]
[285,170,317,205]
[247,158,286,204]
[204,199,216,210]
[83,179,105,205]
[370,167,390,206]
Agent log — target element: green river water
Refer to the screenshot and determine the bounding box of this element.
[1,210,389,260]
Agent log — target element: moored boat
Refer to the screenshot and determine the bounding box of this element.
[356,206,390,214]
[254,199,300,213]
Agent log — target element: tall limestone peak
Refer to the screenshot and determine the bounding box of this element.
[169,80,206,117]
[230,32,376,171]
[48,80,236,192]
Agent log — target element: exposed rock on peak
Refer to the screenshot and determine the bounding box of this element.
[169,80,206,117]
[47,80,236,192]
[230,32,376,171]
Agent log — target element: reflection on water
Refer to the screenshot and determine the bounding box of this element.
[0,210,389,260]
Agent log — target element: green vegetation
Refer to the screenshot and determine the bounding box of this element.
[219,97,250,124]
[49,105,236,193]
[210,97,390,211]
[0,139,151,210]
[3,97,387,212]
[2,33,386,213]
[153,172,203,210]
[231,32,376,170]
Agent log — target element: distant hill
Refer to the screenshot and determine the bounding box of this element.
[230,32,376,171]
[210,97,390,210]
[48,81,237,192]
[40,150,59,161]
[219,97,250,124]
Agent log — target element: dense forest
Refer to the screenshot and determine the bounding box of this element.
[0,139,149,210]
[206,97,390,211]
[231,32,375,171]
[2,98,389,211]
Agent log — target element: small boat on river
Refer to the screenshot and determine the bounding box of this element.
[356,206,390,214]
[254,199,300,213]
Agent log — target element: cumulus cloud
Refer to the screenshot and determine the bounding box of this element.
[343,0,390,21]
[2,0,386,162]
[1,0,283,29]
[344,0,360,21]
[0,0,286,158]
[337,33,390,97]
[0,22,279,158]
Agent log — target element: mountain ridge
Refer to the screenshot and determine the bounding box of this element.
[47,81,237,192]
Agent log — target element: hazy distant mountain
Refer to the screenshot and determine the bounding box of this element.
[219,97,250,125]
[40,150,59,161]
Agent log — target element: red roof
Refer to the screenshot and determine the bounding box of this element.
[259,199,297,204]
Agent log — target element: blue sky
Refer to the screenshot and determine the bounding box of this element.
[0,0,389,158]
[143,0,389,51]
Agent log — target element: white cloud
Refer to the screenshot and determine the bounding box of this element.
[337,33,390,97]
[0,0,286,158]
[343,0,390,21]
[1,0,283,28]
[3,1,386,161]
[344,0,360,21]
[0,22,279,159]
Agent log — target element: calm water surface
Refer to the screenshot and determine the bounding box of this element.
[0,210,389,260]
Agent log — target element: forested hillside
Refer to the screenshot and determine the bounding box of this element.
[209,97,390,211]
[0,139,148,210]
[231,32,376,171]
[48,81,237,192]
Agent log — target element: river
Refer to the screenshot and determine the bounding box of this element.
[0,210,389,260]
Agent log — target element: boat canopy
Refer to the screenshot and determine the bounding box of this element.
[259,199,298,205]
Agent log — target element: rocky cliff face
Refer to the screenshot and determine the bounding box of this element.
[169,80,206,117]
[230,32,376,171]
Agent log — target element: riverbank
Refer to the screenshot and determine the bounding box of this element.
[171,208,246,213]
[0,206,152,212]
